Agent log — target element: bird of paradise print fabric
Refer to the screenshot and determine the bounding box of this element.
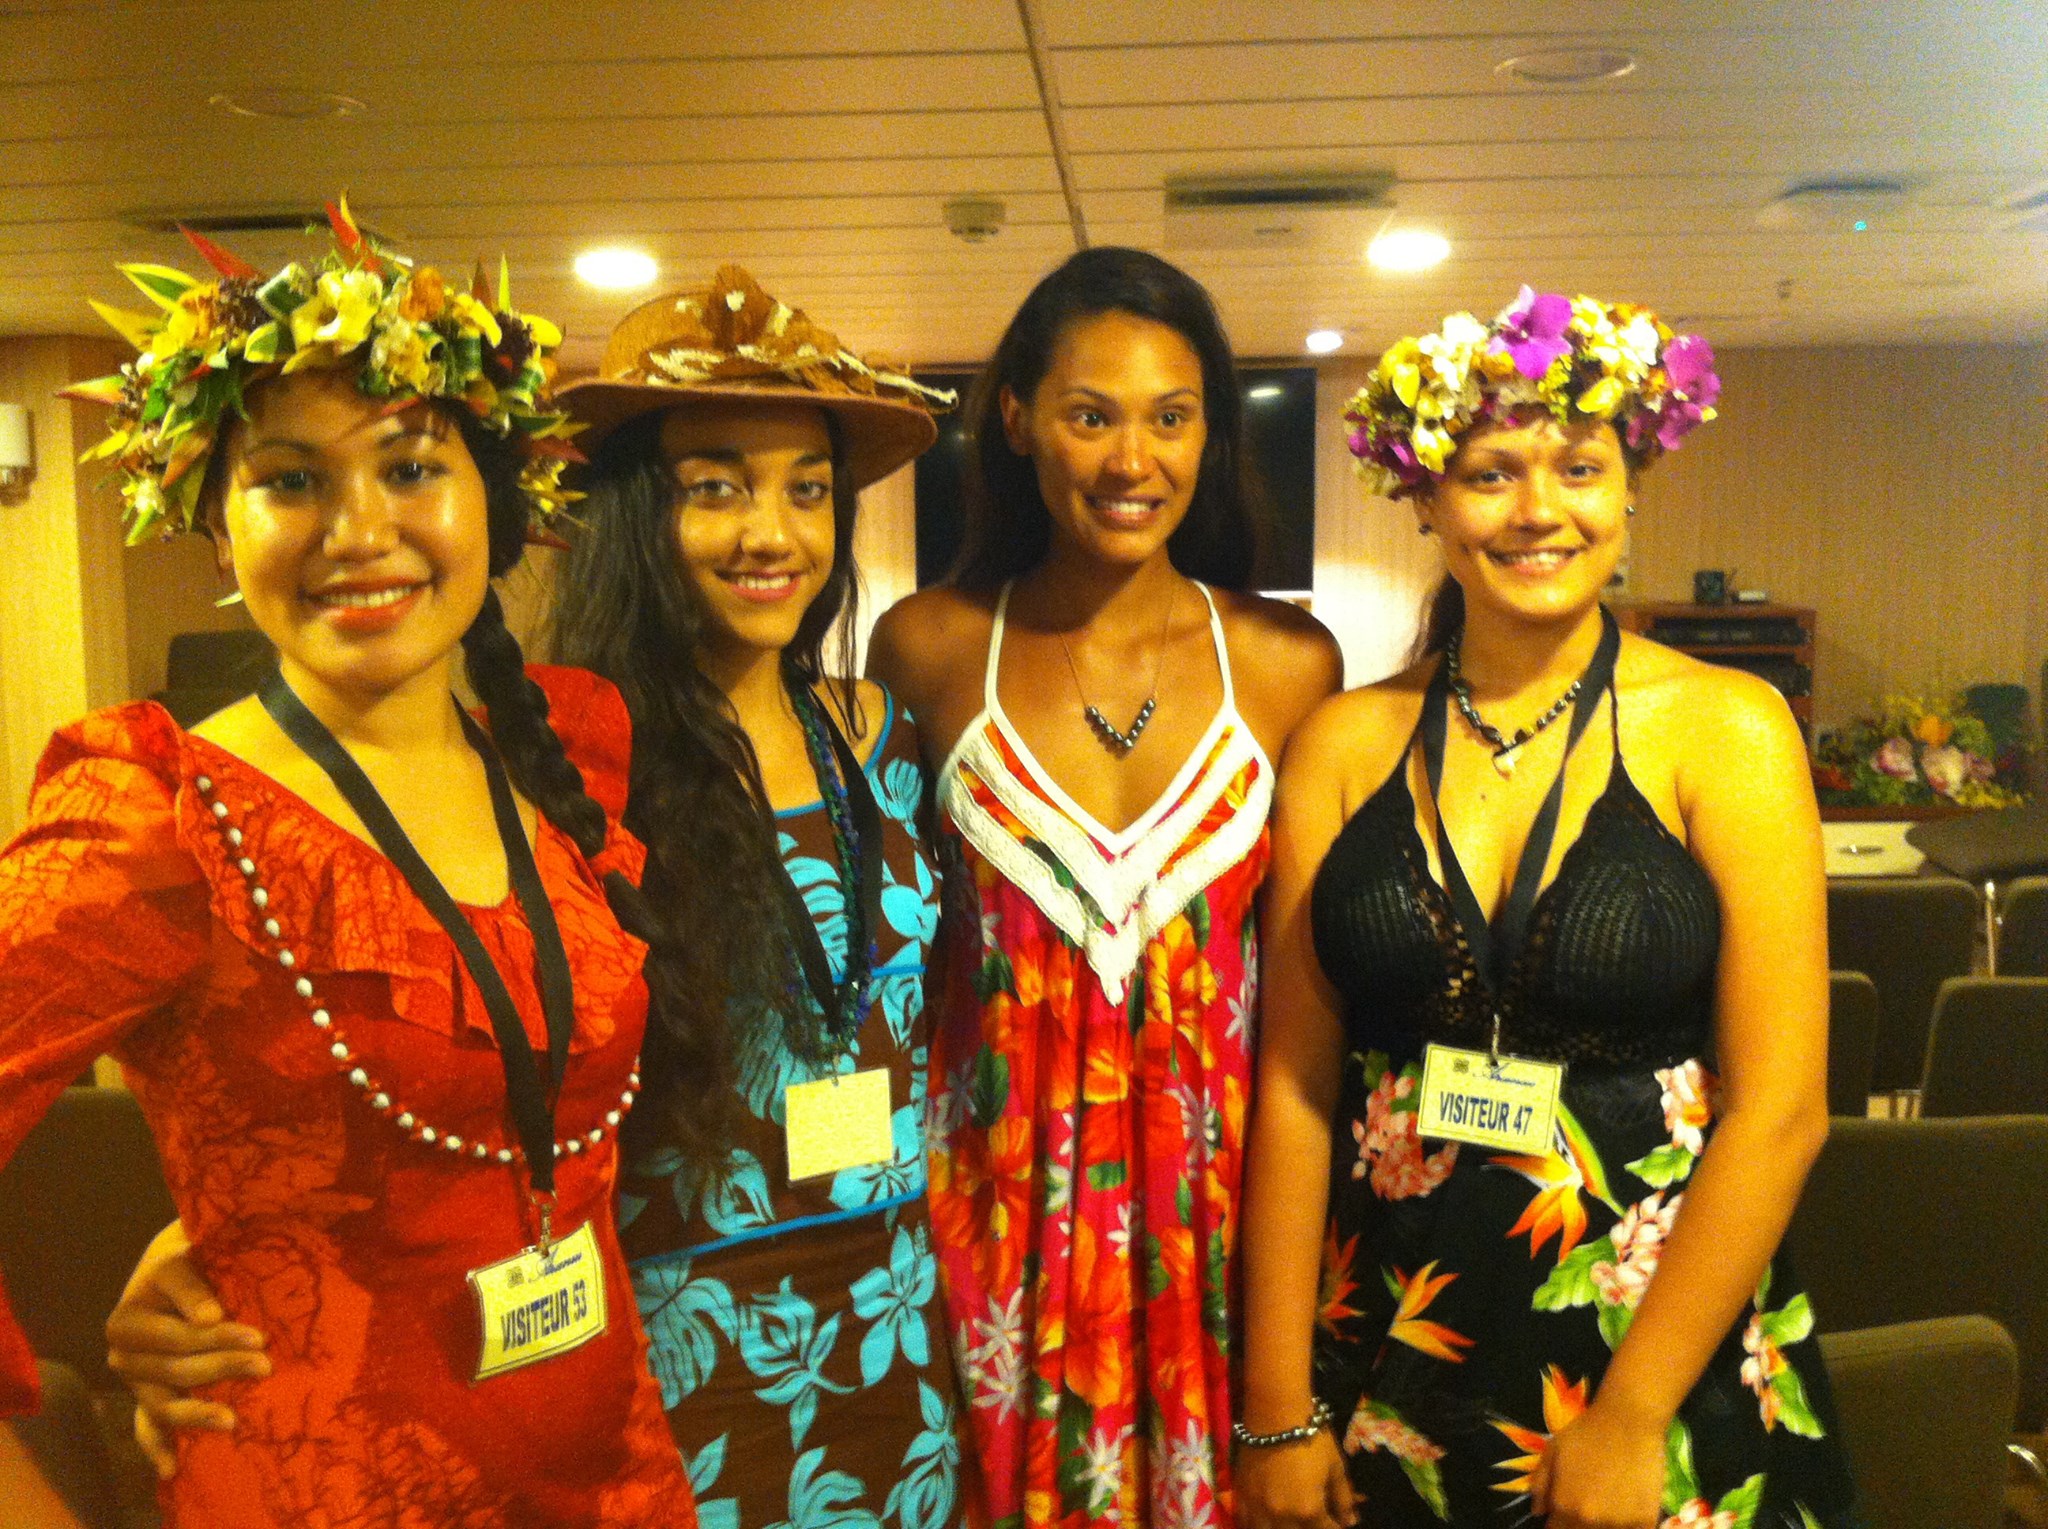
[928,747,1268,1529]
[1313,1052,1857,1529]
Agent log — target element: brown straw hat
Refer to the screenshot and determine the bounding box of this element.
[558,265,953,491]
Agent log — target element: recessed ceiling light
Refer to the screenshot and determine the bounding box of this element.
[1305,330,1345,355]
[1367,228,1450,272]
[1496,47,1637,85]
[574,248,659,291]
[208,88,365,121]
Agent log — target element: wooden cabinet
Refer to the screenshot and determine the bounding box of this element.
[1612,602,1816,731]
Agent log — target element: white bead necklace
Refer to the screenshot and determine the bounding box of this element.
[193,770,640,1165]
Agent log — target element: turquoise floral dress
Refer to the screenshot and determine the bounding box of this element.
[618,694,963,1529]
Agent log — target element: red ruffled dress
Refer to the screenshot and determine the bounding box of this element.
[0,667,697,1528]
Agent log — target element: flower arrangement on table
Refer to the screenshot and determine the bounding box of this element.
[1814,694,2028,809]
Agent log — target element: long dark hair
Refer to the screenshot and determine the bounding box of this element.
[549,407,864,1161]
[951,246,1258,591]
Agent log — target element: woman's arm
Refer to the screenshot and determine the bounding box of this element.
[1538,671,1831,1529]
[1238,699,1364,1529]
[0,1425,88,1528]
[104,1220,270,1479]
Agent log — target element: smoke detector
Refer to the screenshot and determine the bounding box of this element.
[1164,171,1395,251]
[943,197,1006,243]
[1756,178,1913,231]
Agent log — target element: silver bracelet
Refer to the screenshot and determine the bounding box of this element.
[1231,1397,1334,1449]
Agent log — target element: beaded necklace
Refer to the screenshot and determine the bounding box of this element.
[191,767,640,1167]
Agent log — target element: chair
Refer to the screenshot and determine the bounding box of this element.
[1819,1315,2017,1529]
[1826,970,1879,1115]
[1919,977,2048,1117]
[8,1361,127,1529]
[149,628,274,728]
[0,1087,175,1528]
[1826,877,1981,1095]
[1785,1115,2048,1433]
[2002,878,2048,978]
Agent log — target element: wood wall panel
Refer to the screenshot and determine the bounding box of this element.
[1627,344,2048,726]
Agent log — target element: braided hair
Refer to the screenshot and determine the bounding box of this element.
[449,411,679,968]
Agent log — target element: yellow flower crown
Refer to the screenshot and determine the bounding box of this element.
[65,200,581,543]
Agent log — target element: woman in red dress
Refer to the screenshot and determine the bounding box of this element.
[0,212,697,1526]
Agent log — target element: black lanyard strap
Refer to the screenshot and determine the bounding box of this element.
[775,694,885,1043]
[258,672,576,1195]
[1420,606,1622,991]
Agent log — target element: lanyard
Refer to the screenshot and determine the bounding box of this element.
[258,672,576,1198]
[774,696,885,1044]
[1419,607,1621,991]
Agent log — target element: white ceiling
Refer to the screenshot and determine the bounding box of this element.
[4,0,2046,369]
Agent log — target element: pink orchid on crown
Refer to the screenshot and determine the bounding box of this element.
[1491,286,1575,380]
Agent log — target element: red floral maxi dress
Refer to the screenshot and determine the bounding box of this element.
[927,585,1272,1529]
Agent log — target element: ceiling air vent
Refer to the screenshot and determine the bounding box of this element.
[1755,178,1912,231]
[1164,172,1395,251]
[123,210,325,236]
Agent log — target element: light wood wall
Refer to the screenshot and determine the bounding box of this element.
[1309,342,2048,729]
[0,336,130,841]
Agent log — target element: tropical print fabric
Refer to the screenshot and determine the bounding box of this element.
[618,694,963,1529]
[1308,693,1857,1529]
[1317,1054,1856,1527]
[929,585,1273,1529]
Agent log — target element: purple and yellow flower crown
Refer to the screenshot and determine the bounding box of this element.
[64,200,581,543]
[1342,288,1721,500]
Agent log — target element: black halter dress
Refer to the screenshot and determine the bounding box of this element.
[1307,613,1856,1528]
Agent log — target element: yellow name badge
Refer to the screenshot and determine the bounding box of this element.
[467,1219,609,1383]
[784,1067,895,1182]
[1418,1043,1564,1155]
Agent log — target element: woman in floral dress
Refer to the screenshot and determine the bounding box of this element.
[1238,291,1856,1529]
[871,247,1342,1529]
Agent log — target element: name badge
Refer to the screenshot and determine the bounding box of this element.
[785,1067,894,1182]
[1418,1043,1563,1155]
[468,1219,609,1382]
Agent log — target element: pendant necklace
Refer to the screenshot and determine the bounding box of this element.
[1444,631,1583,778]
[1058,581,1177,754]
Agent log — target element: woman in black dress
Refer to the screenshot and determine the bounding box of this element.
[1237,292,1856,1529]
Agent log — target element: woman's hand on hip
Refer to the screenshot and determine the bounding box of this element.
[105,1219,270,1479]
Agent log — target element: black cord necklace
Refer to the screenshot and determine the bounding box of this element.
[1443,631,1584,778]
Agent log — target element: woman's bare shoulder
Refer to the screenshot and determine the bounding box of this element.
[1280,660,1433,794]
[867,586,995,693]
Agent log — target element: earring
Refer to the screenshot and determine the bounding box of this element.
[1625,504,1637,518]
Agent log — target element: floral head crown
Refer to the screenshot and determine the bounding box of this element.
[65,199,581,543]
[1342,287,1721,500]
